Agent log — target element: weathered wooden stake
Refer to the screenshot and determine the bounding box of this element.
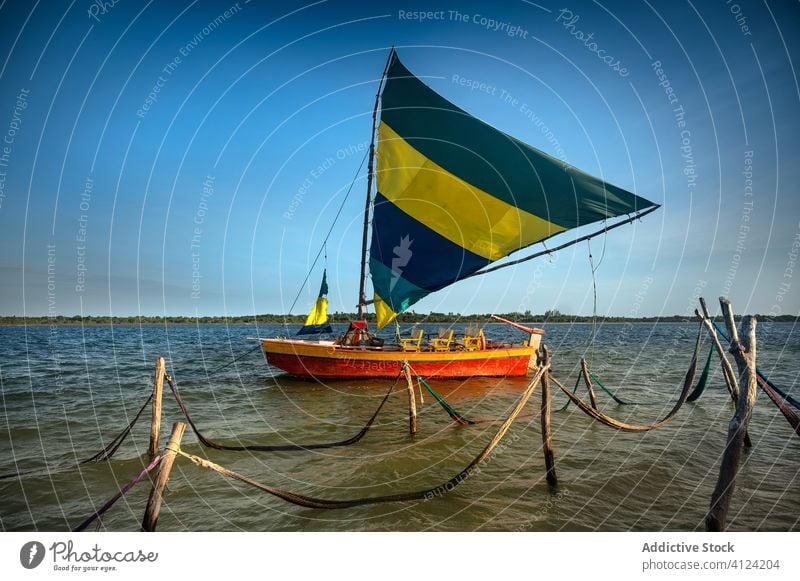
[705,307,758,532]
[148,356,165,459]
[720,298,754,451]
[697,298,752,448]
[142,421,185,532]
[699,298,739,403]
[402,362,417,435]
[579,357,599,409]
[540,346,557,486]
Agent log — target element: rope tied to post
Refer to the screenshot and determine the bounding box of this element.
[414,373,474,425]
[711,320,800,411]
[551,322,703,432]
[164,371,401,452]
[172,365,547,510]
[0,392,155,481]
[411,369,542,425]
[83,393,154,463]
[73,455,162,532]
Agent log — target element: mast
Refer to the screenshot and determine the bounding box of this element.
[357,48,394,320]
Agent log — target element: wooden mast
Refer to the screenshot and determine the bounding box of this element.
[357,48,394,319]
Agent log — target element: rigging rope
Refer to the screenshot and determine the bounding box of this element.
[409,366,539,425]
[552,323,702,432]
[72,455,162,532]
[415,375,474,425]
[175,365,546,510]
[587,371,630,405]
[0,392,154,481]
[164,372,400,452]
[286,149,369,316]
[202,344,263,380]
[587,239,598,353]
[82,393,154,463]
[584,371,662,406]
[556,374,581,412]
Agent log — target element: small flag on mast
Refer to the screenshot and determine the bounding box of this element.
[297,270,333,335]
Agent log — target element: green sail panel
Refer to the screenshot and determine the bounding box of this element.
[369,51,658,328]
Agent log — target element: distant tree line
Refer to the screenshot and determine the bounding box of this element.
[1,310,797,326]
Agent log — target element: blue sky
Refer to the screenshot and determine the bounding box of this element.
[0,0,797,318]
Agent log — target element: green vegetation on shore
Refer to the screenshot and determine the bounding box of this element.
[1,309,796,326]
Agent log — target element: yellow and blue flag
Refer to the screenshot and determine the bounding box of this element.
[298,270,333,335]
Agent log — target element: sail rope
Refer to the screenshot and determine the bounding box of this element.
[587,239,598,353]
[550,323,702,432]
[586,221,607,362]
[174,365,546,510]
[72,455,162,532]
[163,372,400,452]
[286,148,369,317]
[201,344,263,380]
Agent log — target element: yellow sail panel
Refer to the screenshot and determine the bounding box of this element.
[377,122,565,261]
[373,294,399,329]
[297,270,333,335]
[304,296,329,327]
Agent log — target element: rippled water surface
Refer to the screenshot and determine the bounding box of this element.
[1,322,798,531]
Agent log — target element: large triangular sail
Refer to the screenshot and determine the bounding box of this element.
[368,51,658,328]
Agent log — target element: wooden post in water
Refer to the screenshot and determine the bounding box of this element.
[148,356,165,459]
[142,421,185,532]
[697,298,751,448]
[579,357,599,409]
[720,298,754,450]
[402,361,417,435]
[540,346,557,486]
[699,298,739,403]
[705,306,758,532]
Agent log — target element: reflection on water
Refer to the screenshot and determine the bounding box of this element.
[0,322,798,531]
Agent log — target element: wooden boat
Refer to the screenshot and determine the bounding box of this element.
[261,317,543,379]
[260,337,541,380]
[259,49,658,380]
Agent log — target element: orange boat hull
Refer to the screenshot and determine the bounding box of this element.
[258,338,540,379]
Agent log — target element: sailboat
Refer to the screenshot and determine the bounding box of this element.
[258,49,659,379]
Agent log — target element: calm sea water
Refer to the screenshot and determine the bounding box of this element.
[1,321,798,532]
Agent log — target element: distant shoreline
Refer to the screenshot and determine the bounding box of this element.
[1,313,796,326]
